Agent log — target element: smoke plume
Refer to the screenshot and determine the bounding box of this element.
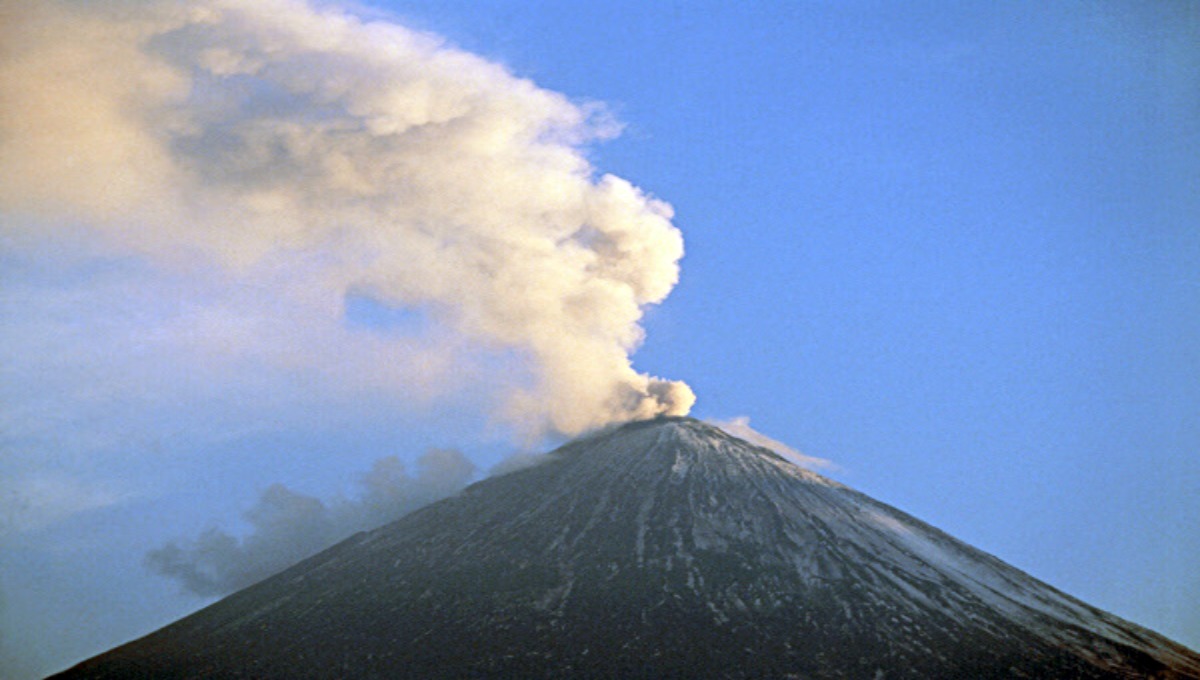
[147,448,475,596]
[0,0,693,437]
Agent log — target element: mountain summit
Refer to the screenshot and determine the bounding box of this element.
[55,417,1200,678]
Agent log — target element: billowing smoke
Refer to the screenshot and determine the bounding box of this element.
[0,0,693,437]
[147,448,475,596]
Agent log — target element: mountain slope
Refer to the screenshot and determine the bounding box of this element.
[54,417,1200,679]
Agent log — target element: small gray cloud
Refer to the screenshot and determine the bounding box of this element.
[146,448,476,596]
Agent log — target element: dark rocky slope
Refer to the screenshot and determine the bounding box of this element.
[53,417,1200,679]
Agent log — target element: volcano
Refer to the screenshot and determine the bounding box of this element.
[54,417,1200,678]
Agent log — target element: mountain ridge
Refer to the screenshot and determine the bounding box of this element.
[53,416,1200,679]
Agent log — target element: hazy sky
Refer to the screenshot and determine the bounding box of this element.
[2,1,1197,677]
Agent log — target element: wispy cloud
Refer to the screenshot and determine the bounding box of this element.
[709,416,836,471]
[0,474,133,537]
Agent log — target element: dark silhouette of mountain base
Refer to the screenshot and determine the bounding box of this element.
[53,417,1200,679]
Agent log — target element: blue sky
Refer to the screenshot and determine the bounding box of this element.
[1,1,1197,676]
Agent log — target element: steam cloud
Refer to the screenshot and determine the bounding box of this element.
[0,0,693,436]
[147,449,475,596]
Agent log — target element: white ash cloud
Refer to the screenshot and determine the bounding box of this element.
[0,0,693,437]
[147,448,475,596]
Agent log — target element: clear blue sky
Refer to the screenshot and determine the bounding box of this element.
[1,2,1197,677]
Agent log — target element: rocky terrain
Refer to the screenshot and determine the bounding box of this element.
[53,417,1200,679]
